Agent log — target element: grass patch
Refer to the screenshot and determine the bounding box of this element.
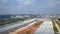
[57,18,60,21]
[52,20,58,33]
[32,23,40,27]
[53,25,58,32]
[0,18,26,26]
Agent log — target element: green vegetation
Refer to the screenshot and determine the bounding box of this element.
[57,17,60,21]
[52,20,58,34]
[0,18,27,26]
[53,24,58,32]
[57,18,60,28]
[33,23,40,27]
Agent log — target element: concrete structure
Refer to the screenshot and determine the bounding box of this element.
[34,19,54,34]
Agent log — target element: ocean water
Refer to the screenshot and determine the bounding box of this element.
[0,18,11,20]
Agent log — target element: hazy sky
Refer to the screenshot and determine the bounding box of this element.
[0,0,60,14]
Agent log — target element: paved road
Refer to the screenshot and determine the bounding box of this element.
[34,20,54,34]
[0,19,36,34]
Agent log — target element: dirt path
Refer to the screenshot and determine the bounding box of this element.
[9,22,40,34]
